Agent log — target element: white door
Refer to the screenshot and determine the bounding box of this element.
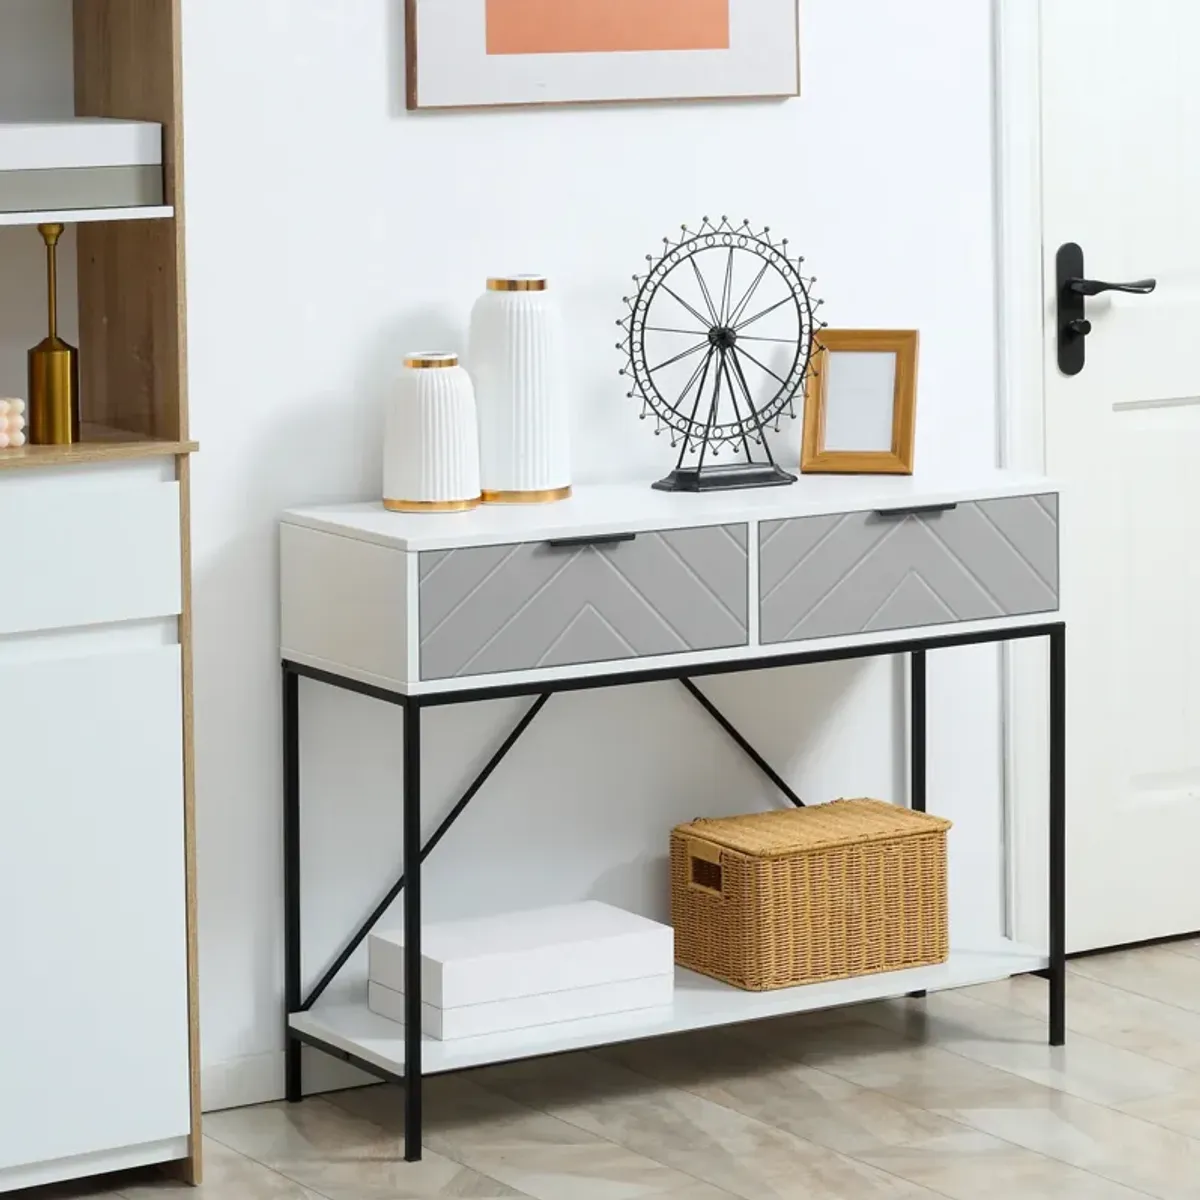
[1041,0,1200,949]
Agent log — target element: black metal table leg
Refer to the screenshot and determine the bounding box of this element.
[910,650,927,814]
[1049,624,1067,1046]
[908,650,928,999]
[283,666,303,1102]
[403,699,424,1161]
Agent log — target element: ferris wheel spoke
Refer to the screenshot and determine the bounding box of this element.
[732,343,788,387]
[648,338,710,374]
[719,248,736,325]
[689,257,721,326]
[736,333,801,345]
[734,295,795,334]
[661,285,714,331]
[644,324,709,337]
[726,262,770,328]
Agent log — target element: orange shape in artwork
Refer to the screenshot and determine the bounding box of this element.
[486,0,731,56]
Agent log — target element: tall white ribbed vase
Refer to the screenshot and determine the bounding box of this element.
[469,276,571,504]
[383,353,481,512]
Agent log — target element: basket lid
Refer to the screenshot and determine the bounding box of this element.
[674,799,951,859]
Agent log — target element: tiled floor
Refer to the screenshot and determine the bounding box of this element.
[22,939,1200,1200]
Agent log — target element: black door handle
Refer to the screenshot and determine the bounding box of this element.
[1067,277,1157,297]
[1057,242,1156,377]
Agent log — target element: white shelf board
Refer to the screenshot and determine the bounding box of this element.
[291,939,1048,1077]
[0,205,173,227]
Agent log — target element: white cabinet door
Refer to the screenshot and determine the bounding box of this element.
[0,647,190,1172]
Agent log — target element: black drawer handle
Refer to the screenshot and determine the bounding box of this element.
[873,502,959,520]
[546,532,638,549]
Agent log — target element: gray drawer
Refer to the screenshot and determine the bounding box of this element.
[759,494,1058,644]
[419,524,749,679]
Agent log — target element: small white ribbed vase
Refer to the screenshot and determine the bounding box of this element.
[469,276,571,504]
[383,353,481,513]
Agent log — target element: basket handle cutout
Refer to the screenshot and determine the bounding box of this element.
[688,839,725,898]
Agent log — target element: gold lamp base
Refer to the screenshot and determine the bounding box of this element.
[28,336,80,446]
[27,223,81,447]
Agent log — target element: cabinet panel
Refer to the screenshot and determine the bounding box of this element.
[0,478,181,635]
[0,647,189,1172]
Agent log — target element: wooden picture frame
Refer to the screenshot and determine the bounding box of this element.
[801,329,919,475]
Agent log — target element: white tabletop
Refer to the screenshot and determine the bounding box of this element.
[282,469,1055,552]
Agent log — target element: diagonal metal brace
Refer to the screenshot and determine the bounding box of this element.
[679,677,804,807]
[301,691,552,1011]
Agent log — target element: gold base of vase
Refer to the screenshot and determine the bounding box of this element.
[28,337,80,446]
[481,486,573,505]
[384,496,482,513]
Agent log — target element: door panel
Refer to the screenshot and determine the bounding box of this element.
[1042,0,1200,948]
[0,648,190,1171]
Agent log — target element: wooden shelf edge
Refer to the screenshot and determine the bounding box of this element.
[0,436,198,471]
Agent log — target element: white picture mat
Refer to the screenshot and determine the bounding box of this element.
[411,0,800,109]
[822,350,898,453]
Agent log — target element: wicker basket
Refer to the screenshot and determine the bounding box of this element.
[671,799,951,991]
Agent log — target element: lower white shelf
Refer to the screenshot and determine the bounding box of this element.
[291,939,1048,1077]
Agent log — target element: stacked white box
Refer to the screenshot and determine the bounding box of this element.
[368,901,674,1040]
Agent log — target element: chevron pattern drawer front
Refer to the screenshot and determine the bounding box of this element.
[419,524,749,679]
[760,494,1059,645]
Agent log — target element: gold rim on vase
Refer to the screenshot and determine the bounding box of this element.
[481,486,572,505]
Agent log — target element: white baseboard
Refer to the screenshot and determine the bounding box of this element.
[202,1046,375,1112]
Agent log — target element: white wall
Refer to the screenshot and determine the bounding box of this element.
[180,0,1003,1107]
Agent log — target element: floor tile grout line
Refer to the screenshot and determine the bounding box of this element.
[339,1073,733,1200]
[200,1112,348,1200]
[830,1003,1200,1132]
[700,1022,1171,1200]
[1068,964,1200,1017]
[956,972,1200,1069]
[854,990,1200,1097]
[318,1089,542,1200]
[466,1050,950,1200]
[575,1043,975,1200]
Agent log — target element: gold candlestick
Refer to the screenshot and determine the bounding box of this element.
[28,223,80,446]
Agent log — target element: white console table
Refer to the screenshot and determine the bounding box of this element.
[279,469,1065,1162]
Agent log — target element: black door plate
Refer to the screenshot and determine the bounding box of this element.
[1057,242,1088,377]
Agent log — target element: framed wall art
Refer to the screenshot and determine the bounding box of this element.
[405,0,801,111]
[801,330,920,475]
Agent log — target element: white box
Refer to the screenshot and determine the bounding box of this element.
[368,901,674,1008]
[0,120,163,171]
[368,974,674,1040]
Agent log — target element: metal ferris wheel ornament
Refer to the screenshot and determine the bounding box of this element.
[618,217,825,493]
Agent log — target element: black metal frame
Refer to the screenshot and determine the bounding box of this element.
[283,621,1066,1161]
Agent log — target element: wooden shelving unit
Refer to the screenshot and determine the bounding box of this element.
[0,1,201,1190]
